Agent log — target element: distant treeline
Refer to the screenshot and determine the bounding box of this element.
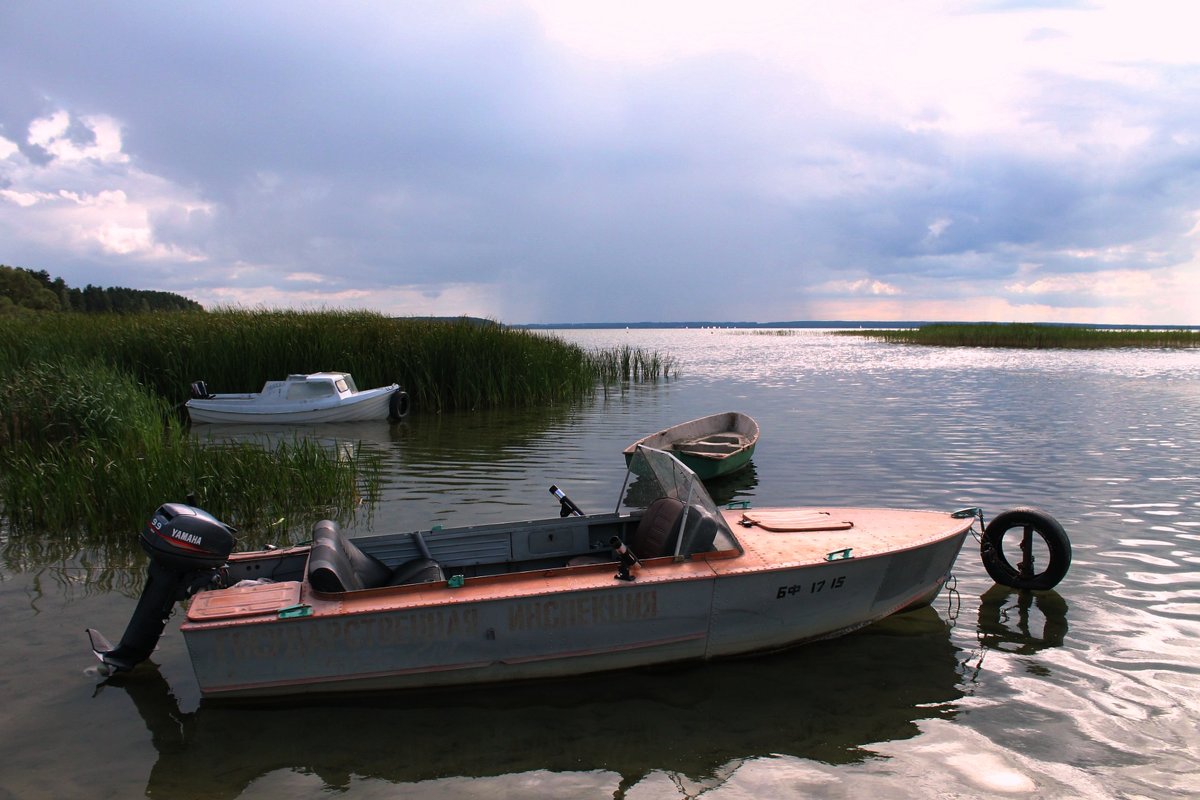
[0,264,202,314]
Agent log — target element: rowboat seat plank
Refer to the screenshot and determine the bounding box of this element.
[672,430,753,460]
[674,442,741,456]
[699,433,747,445]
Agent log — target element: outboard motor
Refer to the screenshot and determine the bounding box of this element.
[87,503,235,673]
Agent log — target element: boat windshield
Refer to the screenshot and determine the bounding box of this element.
[621,445,739,557]
[286,381,336,400]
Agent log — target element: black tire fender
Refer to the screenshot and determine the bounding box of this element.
[389,389,410,420]
[980,507,1071,590]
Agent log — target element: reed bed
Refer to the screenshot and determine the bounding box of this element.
[0,310,671,411]
[0,311,674,556]
[724,328,798,336]
[586,344,677,383]
[837,323,1200,349]
[0,357,381,562]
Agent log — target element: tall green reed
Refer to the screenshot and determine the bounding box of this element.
[0,357,381,568]
[0,310,671,412]
[586,344,676,383]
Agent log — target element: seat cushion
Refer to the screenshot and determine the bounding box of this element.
[630,497,685,560]
[681,512,719,555]
[385,558,445,586]
[307,520,392,593]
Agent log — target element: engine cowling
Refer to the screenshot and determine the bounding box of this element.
[87,503,236,673]
[140,503,235,571]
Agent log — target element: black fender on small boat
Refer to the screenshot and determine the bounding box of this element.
[389,389,411,420]
[980,507,1071,591]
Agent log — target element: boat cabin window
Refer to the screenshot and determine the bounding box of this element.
[339,375,358,393]
[335,378,350,393]
[286,381,337,401]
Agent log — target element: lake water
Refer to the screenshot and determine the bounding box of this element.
[1,329,1197,799]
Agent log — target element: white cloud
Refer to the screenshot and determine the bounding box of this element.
[927,218,952,239]
[1004,262,1196,308]
[820,278,904,297]
[0,189,50,208]
[524,0,1197,149]
[284,272,332,284]
[27,111,128,164]
[1,110,212,262]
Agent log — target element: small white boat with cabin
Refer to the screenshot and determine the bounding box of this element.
[87,446,1070,699]
[185,372,409,424]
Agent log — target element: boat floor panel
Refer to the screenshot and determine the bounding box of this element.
[187,581,302,621]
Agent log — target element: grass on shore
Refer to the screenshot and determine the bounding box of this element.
[837,323,1199,349]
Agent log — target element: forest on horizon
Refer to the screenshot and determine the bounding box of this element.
[0,264,201,314]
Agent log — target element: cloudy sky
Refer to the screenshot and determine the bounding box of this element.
[2,1,1198,324]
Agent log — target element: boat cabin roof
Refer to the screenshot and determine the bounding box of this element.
[286,372,352,382]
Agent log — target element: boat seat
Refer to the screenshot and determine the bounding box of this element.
[680,510,720,555]
[387,530,445,585]
[568,497,714,566]
[308,521,445,593]
[308,520,393,593]
[386,557,445,586]
[628,497,686,560]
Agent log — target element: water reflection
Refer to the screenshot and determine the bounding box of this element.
[975,585,1069,655]
[96,607,966,799]
[697,462,759,507]
[192,420,403,461]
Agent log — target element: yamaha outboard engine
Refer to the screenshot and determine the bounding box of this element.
[87,503,235,673]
